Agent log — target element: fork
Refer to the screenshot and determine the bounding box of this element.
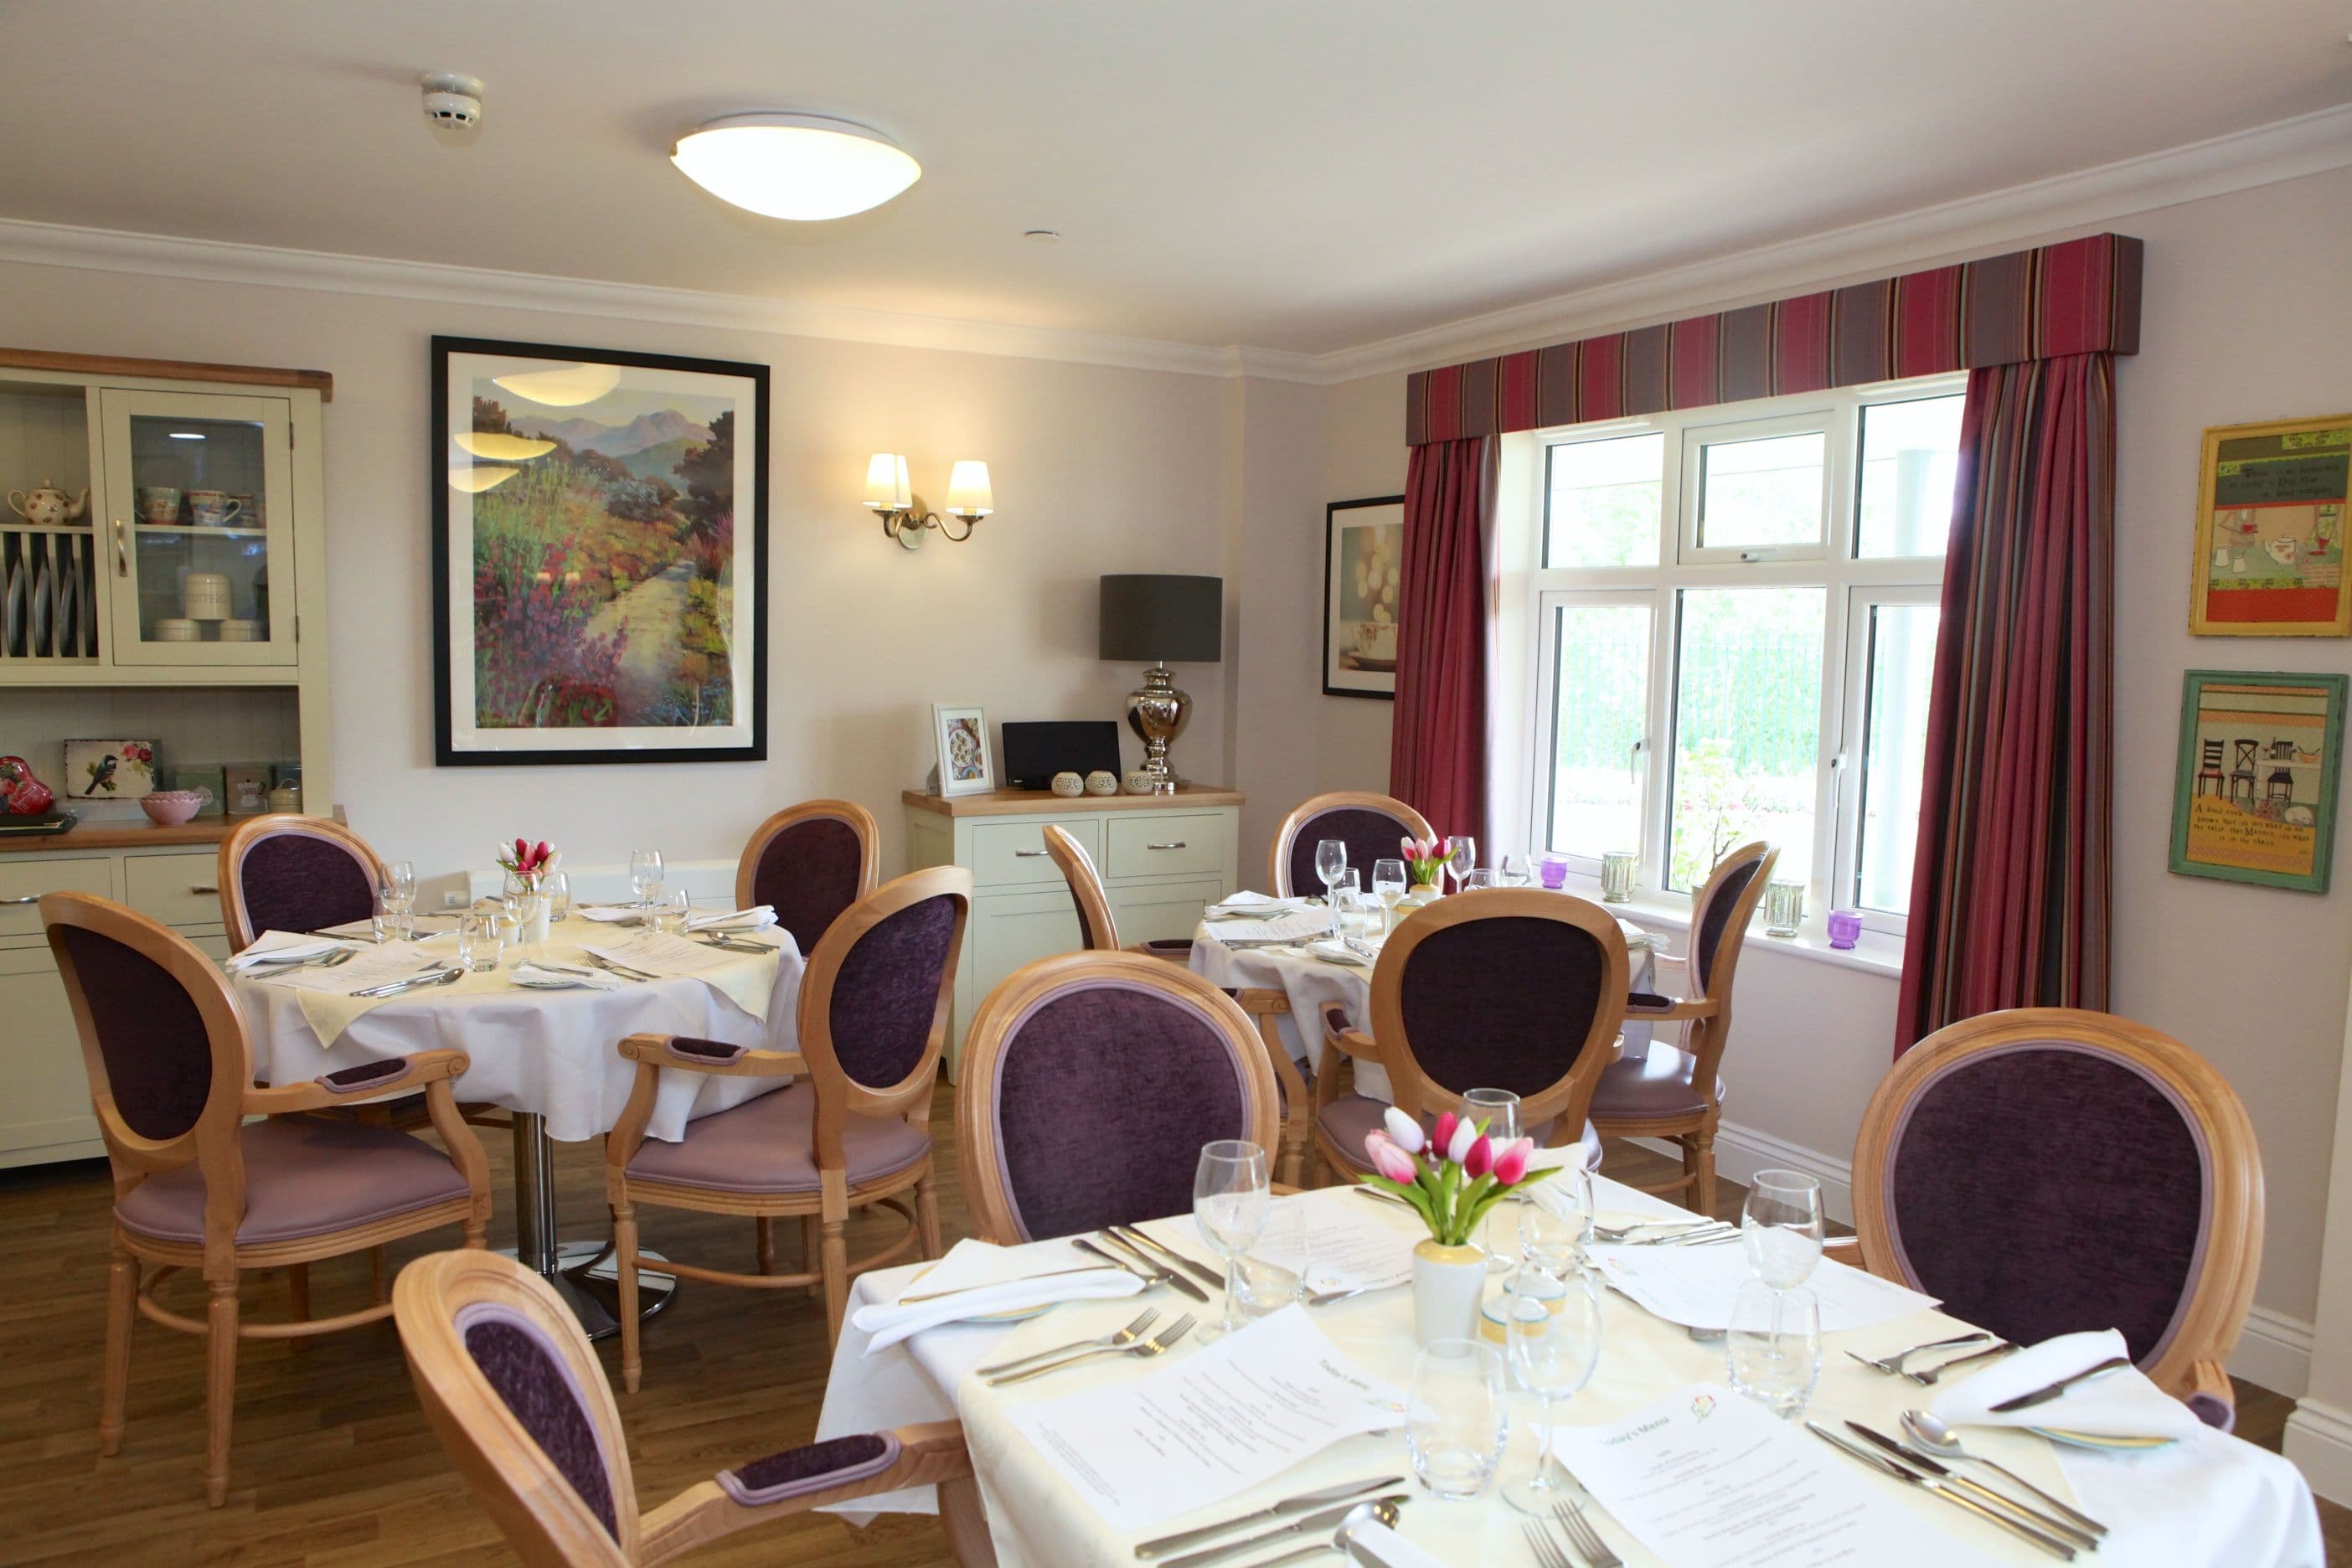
[1630,1221,1736,1246]
[1904,1340,2018,1385]
[973,1309,1159,1377]
[1844,1332,1993,1377]
[583,954,657,982]
[1553,1499,1623,1568]
[983,1313,1195,1385]
[1591,1219,1712,1242]
[1522,1521,1574,1568]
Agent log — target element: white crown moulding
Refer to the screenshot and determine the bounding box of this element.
[0,101,2342,388]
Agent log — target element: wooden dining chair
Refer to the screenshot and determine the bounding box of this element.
[395,1249,990,1567]
[1844,1008,2262,1429]
[1311,890,1627,1180]
[956,952,1278,1244]
[1587,840,1776,1215]
[43,890,493,1507]
[604,866,971,1381]
[217,812,384,950]
[735,798,880,958]
[1266,790,1435,899]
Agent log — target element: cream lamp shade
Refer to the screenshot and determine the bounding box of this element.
[672,114,921,221]
[946,461,994,518]
[863,453,912,511]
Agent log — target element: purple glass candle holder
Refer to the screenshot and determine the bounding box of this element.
[1826,910,1863,950]
[1539,854,1570,890]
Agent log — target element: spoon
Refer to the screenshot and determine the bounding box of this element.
[1900,1409,2110,1538]
[1241,1499,1406,1568]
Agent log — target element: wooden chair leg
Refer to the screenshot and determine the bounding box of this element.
[802,1215,823,1299]
[1687,1132,1717,1218]
[915,1179,944,1261]
[756,1216,776,1275]
[368,1245,389,1305]
[614,1204,642,1395]
[100,1243,136,1457]
[204,1279,239,1508]
[941,1473,1002,1568]
[820,1218,850,1348]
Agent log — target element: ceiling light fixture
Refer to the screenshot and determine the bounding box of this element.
[672,113,921,221]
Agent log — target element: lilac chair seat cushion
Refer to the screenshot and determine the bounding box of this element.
[1589,1040,1726,1120]
[750,816,867,957]
[625,1083,930,1195]
[115,1116,472,1244]
[1885,1043,2210,1368]
[457,1303,618,1540]
[239,833,377,941]
[1284,807,1417,899]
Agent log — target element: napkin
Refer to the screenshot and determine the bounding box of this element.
[510,962,622,990]
[574,905,642,922]
[225,931,345,969]
[1344,1521,1446,1568]
[689,905,777,931]
[851,1238,1142,1354]
[1300,938,1371,967]
[1206,891,1313,918]
[1930,1328,2204,1440]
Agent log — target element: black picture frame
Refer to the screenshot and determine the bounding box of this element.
[1323,494,1406,699]
[431,335,769,766]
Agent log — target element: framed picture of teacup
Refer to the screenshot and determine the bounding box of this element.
[1323,496,1405,699]
[135,486,182,524]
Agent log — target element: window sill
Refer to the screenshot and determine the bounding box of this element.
[1550,873,1907,981]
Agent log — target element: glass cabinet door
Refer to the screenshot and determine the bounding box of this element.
[98,389,297,666]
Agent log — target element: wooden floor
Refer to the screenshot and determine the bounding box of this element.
[0,1096,2344,1565]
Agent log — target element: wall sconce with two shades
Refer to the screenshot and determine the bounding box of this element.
[862,454,994,549]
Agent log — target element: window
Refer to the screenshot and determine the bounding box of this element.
[1525,380,1963,936]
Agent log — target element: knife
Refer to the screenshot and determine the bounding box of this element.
[1156,1495,1410,1568]
[1133,1477,1405,1560]
[1844,1422,2099,1549]
[1806,1424,2076,1560]
[1111,1225,1227,1292]
[1988,1354,2132,1412]
[1086,1232,1210,1302]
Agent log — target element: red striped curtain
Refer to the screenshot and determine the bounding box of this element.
[1896,353,2114,1054]
[1390,436,1496,845]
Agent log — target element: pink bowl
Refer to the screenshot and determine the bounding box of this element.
[141,790,209,826]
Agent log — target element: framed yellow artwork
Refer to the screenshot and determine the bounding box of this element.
[2189,413,2352,637]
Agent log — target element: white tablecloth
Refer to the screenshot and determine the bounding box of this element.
[812,1174,2321,1567]
[234,918,805,1143]
[1188,915,1658,1103]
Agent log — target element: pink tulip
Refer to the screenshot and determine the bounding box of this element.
[1364,1132,1419,1184]
[1462,1134,1493,1179]
[1431,1112,1458,1157]
[1492,1137,1534,1186]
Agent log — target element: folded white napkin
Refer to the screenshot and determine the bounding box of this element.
[1344,1521,1446,1568]
[574,905,641,923]
[1211,890,1284,908]
[226,931,345,969]
[689,905,776,931]
[1931,1328,2203,1440]
[1300,938,1371,967]
[510,962,622,991]
[851,1238,1142,1354]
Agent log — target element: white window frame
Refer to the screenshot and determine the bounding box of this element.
[1519,374,1962,941]
[1836,583,1943,935]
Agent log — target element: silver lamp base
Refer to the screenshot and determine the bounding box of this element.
[1125,663,1190,787]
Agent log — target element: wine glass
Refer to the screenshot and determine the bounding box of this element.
[545,870,571,923]
[1461,1088,1521,1270]
[1519,1167,1592,1276]
[382,859,416,902]
[1505,1264,1603,1512]
[1499,853,1533,887]
[1313,839,1348,934]
[1371,858,1406,935]
[1728,1281,1821,1420]
[629,848,665,910]
[1406,1338,1508,1501]
[1743,1168,1825,1291]
[1194,1140,1271,1341]
[1447,835,1478,895]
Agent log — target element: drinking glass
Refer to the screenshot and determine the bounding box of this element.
[546,871,571,923]
[1371,858,1406,935]
[1743,1168,1825,1290]
[1406,1338,1508,1501]
[1194,1140,1271,1341]
[373,880,413,943]
[1727,1281,1821,1420]
[1498,854,1533,887]
[1461,1088,1522,1270]
[1519,1167,1592,1276]
[1447,835,1478,895]
[1462,868,1495,890]
[1314,839,1349,934]
[1505,1265,1603,1512]
[1233,1197,1310,1318]
[456,912,503,973]
[653,887,692,937]
[629,848,665,909]
[1334,888,1377,944]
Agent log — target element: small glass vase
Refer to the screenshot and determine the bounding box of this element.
[1763,879,1805,938]
[1411,1238,1488,1346]
[1599,850,1638,903]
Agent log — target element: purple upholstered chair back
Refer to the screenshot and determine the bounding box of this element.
[985,978,1252,1242]
[1397,917,1610,1100]
[747,814,869,957]
[1282,807,1417,900]
[456,1301,620,1542]
[54,924,218,1143]
[1693,855,1763,994]
[826,894,962,1089]
[238,833,377,940]
[1880,1041,2213,1369]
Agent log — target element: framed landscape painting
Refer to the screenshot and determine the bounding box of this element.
[1324,495,1405,698]
[2189,413,2352,637]
[2169,669,2347,893]
[431,336,768,766]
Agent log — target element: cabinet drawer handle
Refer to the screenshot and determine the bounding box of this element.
[1146,841,1188,851]
[1013,849,1050,858]
[0,894,39,905]
[189,885,220,895]
[113,518,129,577]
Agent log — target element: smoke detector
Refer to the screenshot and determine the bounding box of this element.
[420,73,484,130]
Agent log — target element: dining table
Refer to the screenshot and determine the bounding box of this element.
[230,912,803,1338]
[812,1173,2322,1567]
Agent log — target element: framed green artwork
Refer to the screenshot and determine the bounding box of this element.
[2169,669,2348,892]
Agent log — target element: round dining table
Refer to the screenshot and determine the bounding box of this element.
[230,916,803,1338]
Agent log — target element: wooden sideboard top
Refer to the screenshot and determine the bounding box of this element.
[904,785,1244,818]
[0,817,235,854]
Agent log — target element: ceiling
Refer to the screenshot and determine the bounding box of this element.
[3,1,2347,357]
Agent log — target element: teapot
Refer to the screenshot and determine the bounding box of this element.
[7,479,89,529]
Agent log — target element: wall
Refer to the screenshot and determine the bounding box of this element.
[1302,163,2352,1374]
[0,260,1237,887]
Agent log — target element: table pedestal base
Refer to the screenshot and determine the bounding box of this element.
[508,1112,678,1341]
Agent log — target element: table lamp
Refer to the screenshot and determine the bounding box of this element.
[1098,574,1222,788]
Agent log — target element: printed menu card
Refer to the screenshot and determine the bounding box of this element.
[1001,1305,1401,1532]
[1550,1385,1982,1568]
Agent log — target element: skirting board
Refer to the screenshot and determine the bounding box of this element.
[1620,1125,2316,1399]
[2286,1399,2352,1508]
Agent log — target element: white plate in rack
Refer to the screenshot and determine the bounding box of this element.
[54,564,74,658]
[3,560,20,655]
[28,559,49,657]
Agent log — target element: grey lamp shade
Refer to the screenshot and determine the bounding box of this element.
[1099,574,1223,664]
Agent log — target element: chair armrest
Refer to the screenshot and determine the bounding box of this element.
[1327,1028,1380,1062]
[1625,993,1718,1021]
[637,1421,972,1566]
[617,1032,806,1078]
[1234,986,1292,1019]
[1820,1235,1867,1266]
[243,1049,470,1115]
[1128,938,1195,964]
[2183,1358,2236,1431]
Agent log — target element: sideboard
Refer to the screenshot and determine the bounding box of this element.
[904,785,1241,1076]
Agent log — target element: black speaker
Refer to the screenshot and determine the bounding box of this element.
[1000,720,1122,791]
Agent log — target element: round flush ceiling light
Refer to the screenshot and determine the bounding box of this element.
[671,113,921,221]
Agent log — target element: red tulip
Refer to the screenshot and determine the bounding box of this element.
[1462,1134,1493,1179]
[1431,1112,1458,1157]
[514,837,529,862]
[1492,1137,1534,1186]
[532,840,550,869]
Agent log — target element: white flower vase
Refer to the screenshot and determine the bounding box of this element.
[1412,1239,1488,1346]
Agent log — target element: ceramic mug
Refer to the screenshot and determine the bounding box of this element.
[135,486,182,524]
[186,490,244,527]
[1049,771,1084,798]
